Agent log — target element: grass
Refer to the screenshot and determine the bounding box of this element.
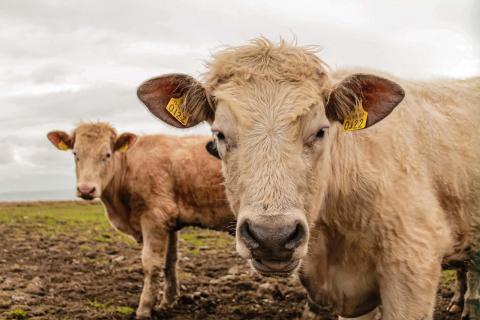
[79,244,92,252]
[87,299,134,316]
[0,201,104,225]
[7,308,28,319]
[114,306,135,315]
[440,269,457,287]
[0,201,233,251]
[87,299,107,309]
[0,201,136,246]
[180,228,232,250]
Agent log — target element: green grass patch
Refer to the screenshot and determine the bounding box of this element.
[180,228,232,249]
[440,269,457,287]
[79,245,92,252]
[94,233,114,243]
[0,202,137,246]
[188,247,201,256]
[7,308,28,319]
[181,232,208,247]
[87,299,134,315]
[0,202,105,225]
[87,298,107,309]
[113,306,135,315]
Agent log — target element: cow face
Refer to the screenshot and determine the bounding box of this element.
[137,39,404,276]
[47,124,137,200]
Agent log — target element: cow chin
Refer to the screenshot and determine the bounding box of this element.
[76,192,100,201]
[250,258,301,277]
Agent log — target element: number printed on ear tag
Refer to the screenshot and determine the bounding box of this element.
[166,96,189,126]
[343,100,368,131]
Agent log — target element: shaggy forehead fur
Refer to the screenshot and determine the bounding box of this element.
[73,122,117,143]
[200,38,332,125]
[204,38,329,87]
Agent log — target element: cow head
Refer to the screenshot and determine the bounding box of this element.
[137,39,404,276]
[47,123,137,200]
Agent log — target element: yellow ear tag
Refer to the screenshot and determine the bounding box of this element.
[343,100,368,131]
[118,144,129,153]
[166,96,189,126]
[57,141,69,151]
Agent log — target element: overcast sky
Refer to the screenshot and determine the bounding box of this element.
[1,0,479,199]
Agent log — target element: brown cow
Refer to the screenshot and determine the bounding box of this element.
[137,39,480,320]
[47,123,234,319]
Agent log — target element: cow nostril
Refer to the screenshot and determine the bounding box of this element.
[284,223,306,250]
[239,220,260,249]
[77,185,96,195]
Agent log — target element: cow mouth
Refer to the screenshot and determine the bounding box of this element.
[251,258,299,277]
[78,194,96,200]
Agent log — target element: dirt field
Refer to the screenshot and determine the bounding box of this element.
[0,202,461,319]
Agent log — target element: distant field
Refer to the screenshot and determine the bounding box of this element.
[0,202,459,319]
[0,190,75,202]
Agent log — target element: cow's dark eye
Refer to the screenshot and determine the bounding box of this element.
[316,128,325,138]
[206,140,220,159]
[216,131,225,141]
[106,153,111,158]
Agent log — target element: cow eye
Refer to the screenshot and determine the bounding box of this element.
[206,140,220,159]
[106,153,111,158]
[316,128,325,139]
[215,131,225,141]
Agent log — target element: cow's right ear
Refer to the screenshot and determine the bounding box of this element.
[137,74,214,128]
[47,131,73,151]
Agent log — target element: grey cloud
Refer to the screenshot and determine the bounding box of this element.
[0,141,14,165]
[31,63,70,84]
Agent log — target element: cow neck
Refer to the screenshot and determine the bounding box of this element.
[101,152,128,209]
[321,125,376,231]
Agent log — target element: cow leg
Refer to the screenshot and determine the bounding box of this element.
[379,259,441,320]
[462,262,480,320]
[136,215,169,319]
[300,301,323,320]
[448,269,467,313]
[159,229,178,308]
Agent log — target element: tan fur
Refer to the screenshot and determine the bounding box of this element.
[50,123,234,318]
[187,39,480,319]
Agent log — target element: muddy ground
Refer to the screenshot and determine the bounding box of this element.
[0,202,460,319]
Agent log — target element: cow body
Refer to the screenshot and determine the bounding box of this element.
[137,39,480,319]
[100,134,233,241]
[48,125,234,319]
[299,75,480,317]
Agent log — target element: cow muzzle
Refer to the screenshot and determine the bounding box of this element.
[76,183,99,200]
[236,211,308,277]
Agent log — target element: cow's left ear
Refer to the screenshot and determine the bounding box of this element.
[114,133,137,153]
[325,74,405,130]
